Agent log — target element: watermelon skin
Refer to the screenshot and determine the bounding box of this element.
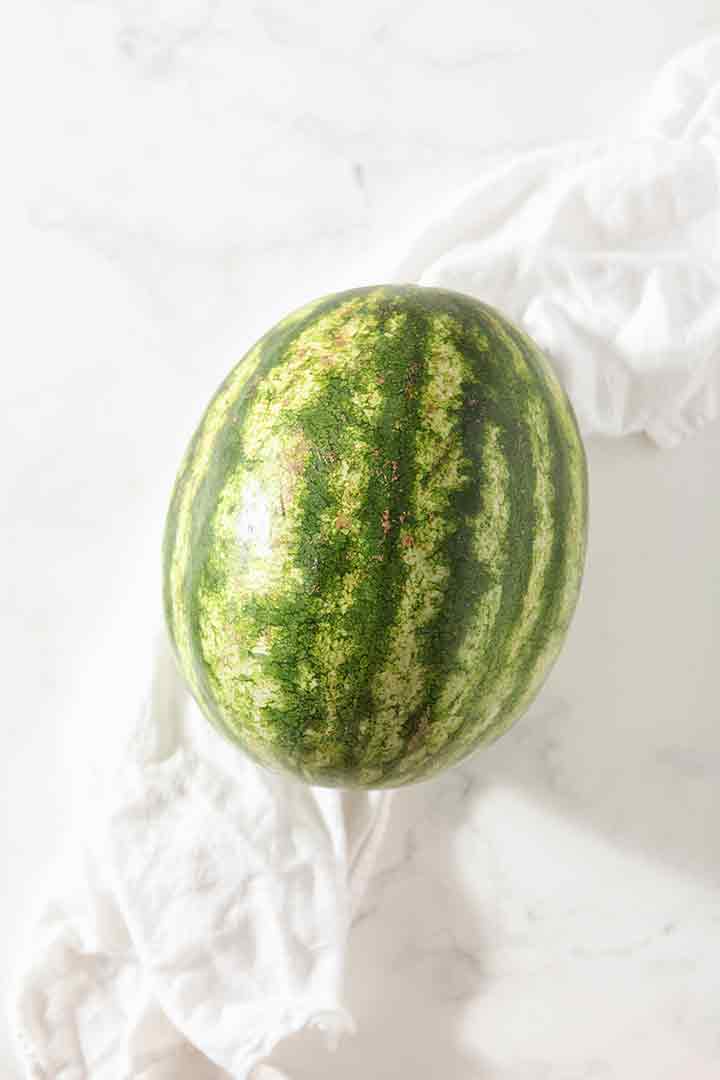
[163,286,588,788]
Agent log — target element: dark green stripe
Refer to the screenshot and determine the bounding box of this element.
[504,318,574,683]
[249,296,432,777]
[339,298,431,768]
[377,301,543,783]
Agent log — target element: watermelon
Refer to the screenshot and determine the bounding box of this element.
[163,285,587,788]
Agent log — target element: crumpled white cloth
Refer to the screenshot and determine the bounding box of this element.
[10,34,720,1080]
[12,632,391,1080]
[394,37,720,448]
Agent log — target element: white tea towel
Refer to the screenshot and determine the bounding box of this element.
[10,34,720,1080]
[11,632,392,1079]
[394,36,720,447]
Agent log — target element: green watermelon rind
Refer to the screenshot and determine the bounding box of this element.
[162,285,588,788]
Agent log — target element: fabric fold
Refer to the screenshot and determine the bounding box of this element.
[394,40,720,447]
[12,634,391,1079]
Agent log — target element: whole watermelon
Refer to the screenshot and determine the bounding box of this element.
[163,286,587,788]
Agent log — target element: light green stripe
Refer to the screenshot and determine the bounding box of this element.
[194,298,374,762]
[460,393,556,746]
[167,296,330,717]
[502,321,588,719]
[168,338,265,705]
[387,419,510,783]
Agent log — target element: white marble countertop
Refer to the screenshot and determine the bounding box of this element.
[3,2,720,1076]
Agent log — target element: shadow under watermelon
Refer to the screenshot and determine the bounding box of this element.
[267,427,720,1077]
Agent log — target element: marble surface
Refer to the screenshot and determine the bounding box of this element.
[3,2,720,1077]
